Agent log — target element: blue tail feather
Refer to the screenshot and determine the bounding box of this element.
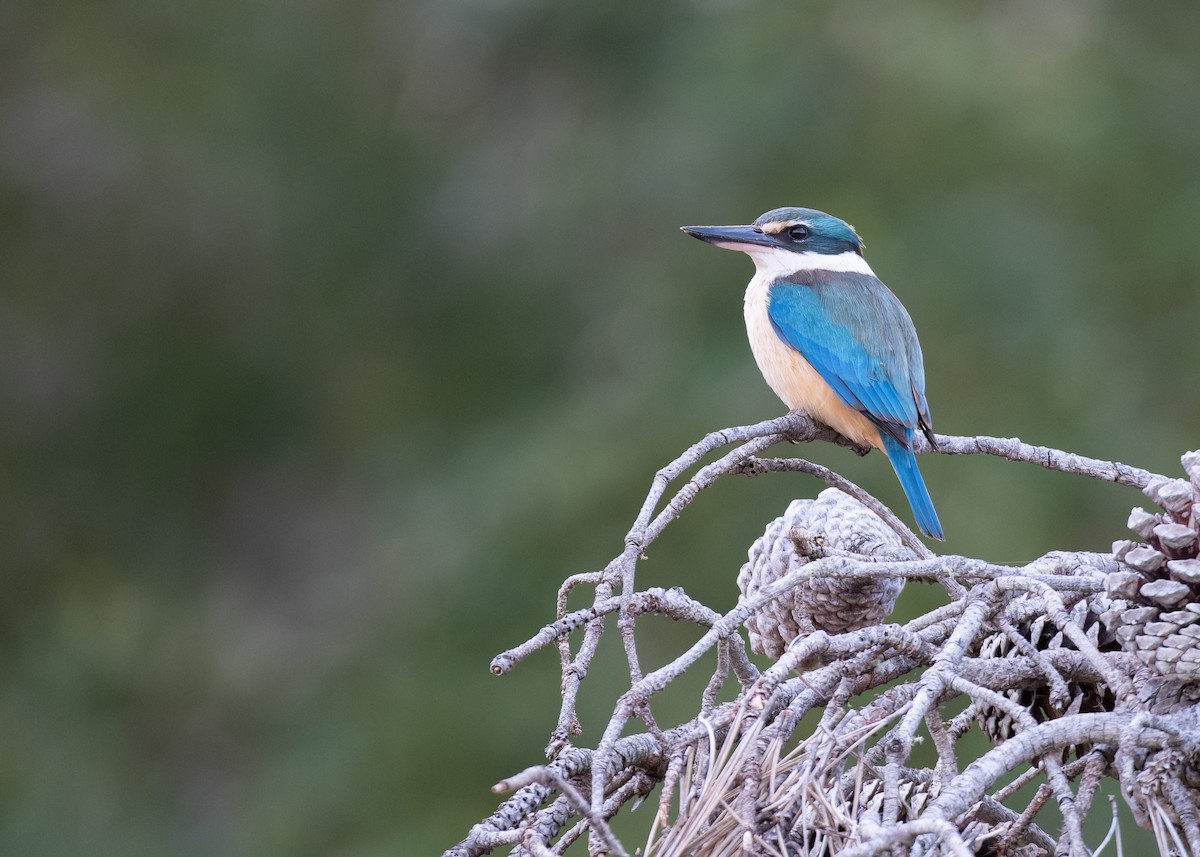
[879,432,944,541]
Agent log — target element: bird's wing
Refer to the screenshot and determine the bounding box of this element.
[766,273,931,446]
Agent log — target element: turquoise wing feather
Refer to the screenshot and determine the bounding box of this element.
[765,272,930,444]
[765,271,943,539]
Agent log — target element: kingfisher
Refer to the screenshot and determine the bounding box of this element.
[682,207,944,540]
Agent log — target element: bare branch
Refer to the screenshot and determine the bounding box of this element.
[447,422,1200,857]
[924,432,1161,487]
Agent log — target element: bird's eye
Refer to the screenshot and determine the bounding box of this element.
[788,225,810,241]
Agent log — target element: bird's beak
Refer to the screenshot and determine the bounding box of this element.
[680,224,778,250]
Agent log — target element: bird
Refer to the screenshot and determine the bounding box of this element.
[681,207,944,540]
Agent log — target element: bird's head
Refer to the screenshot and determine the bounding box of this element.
[681,207,865,272]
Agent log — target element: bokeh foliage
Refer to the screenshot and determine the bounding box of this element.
[2,0,1199,854]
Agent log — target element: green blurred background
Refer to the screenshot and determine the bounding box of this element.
[3,1,1199,854]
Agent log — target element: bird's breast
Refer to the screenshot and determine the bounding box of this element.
[743,274,881,449]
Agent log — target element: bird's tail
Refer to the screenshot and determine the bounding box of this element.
[879,432,944,541]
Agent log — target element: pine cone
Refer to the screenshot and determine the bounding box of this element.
[854,775,935,823]
[974,600,1114,743]
[1099,452,1200,703]
[852,776,1043,856]
[737,488,918,659]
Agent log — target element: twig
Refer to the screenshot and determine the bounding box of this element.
[736,455,932,558]
[925,432,1160,488]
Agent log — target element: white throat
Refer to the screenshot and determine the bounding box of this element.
[716,243,876,279]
